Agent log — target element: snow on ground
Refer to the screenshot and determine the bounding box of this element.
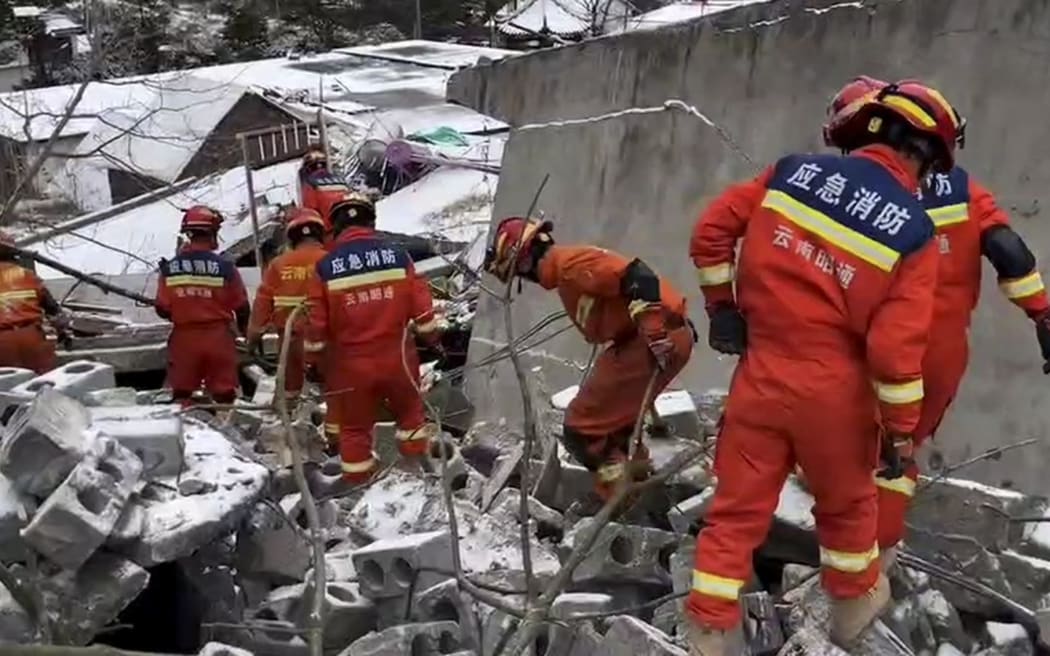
[376,166,498,244]
[617,0,773,33]
[985,621,1029,645]
[775,476,816,531]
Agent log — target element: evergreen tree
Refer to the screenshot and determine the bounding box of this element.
[220,1,269,60]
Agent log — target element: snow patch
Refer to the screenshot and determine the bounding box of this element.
[986,621,1028,645]
[550,385,580,410]
[932,476,1027,500]
[775,476,815,531]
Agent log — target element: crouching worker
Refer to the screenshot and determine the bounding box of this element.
[483,217,694,501]
[247,208,328,403]
[155,206,250,407]
[305,193,442,488]
[0,232,68,373]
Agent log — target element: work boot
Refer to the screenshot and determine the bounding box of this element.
[830,573,891,648]
[684,623,728,656]
[879,545,899,573]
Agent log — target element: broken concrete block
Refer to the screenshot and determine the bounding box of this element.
[652,597,685,638]
[983,622,1033,656]
[482,443,522,511]
[12,360,116,401]
[668,488,715,535]
[413,579,480,650]
[92,412,184,479]
[255,583,306,624]
[42,552,149,645]
[652,389,702,439]
[116,420,268,567]
[427,435,468,487]
[491,487,563,537]
[882,595,929,653]
[742,592,785,655]
[547,593,614,656]
[243,620,310,656]
[0,472,29,562]
[781,563,818,593]
[252,376,277,407]
[0,368,33,392]
[918,588,971,652]
[311,581,378,652]
[0,388,90,498]
[236,501,311,585]
[695,388,727,438]
[598,615,688,656]
[82,387,138,407]
[107,498,145,546]
[563,519,679,586]
[936,644,966,656]
[311,546,357,583]
[550,385,578,410]
[0,582,34,644]
[352,530,454,600]
[343,621,462,656]
[22,435,143,570]
[198,642,254,656]
[776,624,849,655]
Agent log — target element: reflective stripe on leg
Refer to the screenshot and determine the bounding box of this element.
[820,543,880,573]
[691,570,745,601]
[874,475,915,497]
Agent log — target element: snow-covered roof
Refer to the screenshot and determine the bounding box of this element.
[74,76,257,183]
[376,165,498,244]
[28,160,300,280]
[496,0,632,37]
[41,12,82,35]
[0,41,517,143]
[617,0,772,32]
[11,6,44,18]
[337,40,516,69]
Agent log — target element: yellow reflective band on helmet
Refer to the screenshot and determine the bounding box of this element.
[923,87,960,128]
[882,95,936,128]
[874,378,924,405]
[927,203,968,228]
[696,262,734,286]
[691,571,745,601]
[875,475,916,498]
[273,295,306,308]
[820,544,879,573]
[327,268,406,291]
[597,462,625,483]
[1000,272,1045,300]
[341,458,376,474]
[762,190,900,272]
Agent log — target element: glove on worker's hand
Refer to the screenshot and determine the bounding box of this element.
[878,428,914,481]
[708,304,747,355]
[1034,310,1050,374]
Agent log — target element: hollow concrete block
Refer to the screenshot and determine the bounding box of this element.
[12,360,116,402]
[0,388,91,498]
[343,621,462,656]
[93,413,184,479]
[351,530,454,600]
[0,367,34,392]
[564,519,680,586]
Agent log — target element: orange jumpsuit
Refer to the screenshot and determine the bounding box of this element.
[299,169,348,234]
[247,242,327,398]
[0,261,58,373]
[305,226,438,482]
[875,166,1050,548]
[539,245,694,487]
[687,145,938,629]
[155,243,250,405]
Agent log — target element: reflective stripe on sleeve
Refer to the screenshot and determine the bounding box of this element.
[691,570,745,601]
[1000,272,1045,300]
[596,462,625,483]
[873,379,924,405]
[341,458,376,474]
[303,340,326,353]
[273,295,307,308]
[875,475,916,498]
[820,544,879,573]
[926,203,968,228]
[696,262,734,286]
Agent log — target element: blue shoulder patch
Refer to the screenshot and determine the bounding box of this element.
[318,238,410,282]
[767,153,933,258]
[920,166,970,210]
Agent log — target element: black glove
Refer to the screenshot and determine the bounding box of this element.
[1035,310,1050,374]
[878,429,914,480]
[708,304,747,355]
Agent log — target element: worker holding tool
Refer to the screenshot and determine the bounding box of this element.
[247,207,328,404]
[304,192,442,487]
[0,232,69,373]
[156,206,250,407]
[299,148,349,236]
[483,219,694,501]
[685,81,961,654]
[823,76,1050,567]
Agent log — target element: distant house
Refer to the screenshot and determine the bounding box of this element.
[2,7,90,91]
[493,0,634,44]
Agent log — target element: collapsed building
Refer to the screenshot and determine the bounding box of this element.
[0,1,1049,655]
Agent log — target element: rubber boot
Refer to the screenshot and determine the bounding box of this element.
[684,623,728,656]
[880,545,899,573]
[830,573,891,648]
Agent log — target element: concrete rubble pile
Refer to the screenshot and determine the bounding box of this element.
[0,356,1045,655]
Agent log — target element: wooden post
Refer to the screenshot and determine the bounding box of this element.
[239,134,266,276]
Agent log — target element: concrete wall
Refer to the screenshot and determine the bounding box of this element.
[456,0,1050,494]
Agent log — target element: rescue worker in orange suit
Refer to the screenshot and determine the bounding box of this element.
[246,207,328,404]
[299,149,349,236]
[0,233,68,373]
[823,76,1050,568]
[155,206,251,407]
[685,81,962,655]
[304,193,442,486]
[483,218,694,500]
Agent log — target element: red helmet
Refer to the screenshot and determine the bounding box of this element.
[181,205,222,233]
[823,76,888,148]
[284,207,325,240]
[826,80,962,172]
[483,217,553,283]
